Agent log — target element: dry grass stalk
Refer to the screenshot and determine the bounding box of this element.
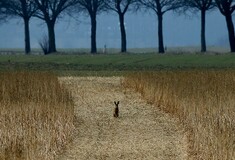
[0,72,74,160]
[123,71,235,159]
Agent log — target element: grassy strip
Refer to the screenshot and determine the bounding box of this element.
[0,54,235,67]
[0,72,74,159]
[1,54,235,76]
[123,71,235,159]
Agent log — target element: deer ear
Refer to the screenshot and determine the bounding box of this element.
[114,101,117,105]
[117,101,120,105]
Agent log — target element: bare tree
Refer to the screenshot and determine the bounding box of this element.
[2,0,38,54]
[77,0,107,54]
[215,0,235,52]
[106,0,137,53]
[34,0,78,54]
[138,0,182,53]
[182,0,215,52]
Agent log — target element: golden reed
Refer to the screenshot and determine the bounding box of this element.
[0,72,74,160]
[123,70,235,159]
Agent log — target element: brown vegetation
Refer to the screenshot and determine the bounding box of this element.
[58,77,187,160]
[123,70,235,159]
[0,72,74,160]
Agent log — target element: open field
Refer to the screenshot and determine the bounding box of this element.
[1,53,235,76]
[1,52,235,159]
[0,73,188,159]
[123,71,235,159]
[0,72,74,159]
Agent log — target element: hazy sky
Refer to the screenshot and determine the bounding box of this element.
[0,9,231,50]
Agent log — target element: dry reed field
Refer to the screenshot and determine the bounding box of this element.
[123,71,235,160]
[0,72,74,160]
[58,77,187,160]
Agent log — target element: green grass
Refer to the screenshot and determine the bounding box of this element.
[1,53,235,76]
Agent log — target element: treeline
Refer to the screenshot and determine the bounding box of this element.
[0,0,234,54]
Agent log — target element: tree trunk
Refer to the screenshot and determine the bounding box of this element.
[90,14,97,54]
[46,21,57,54]
[201,9,206,52]
[225,14,235,52]
[24,18,31,54]
[157,13,164,53]
[119,13,127,53]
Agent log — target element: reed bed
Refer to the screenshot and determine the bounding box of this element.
[123,70,235,160]
[0,72,74,160]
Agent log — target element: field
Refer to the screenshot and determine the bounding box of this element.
[123,71,235,159]
[1,53,235,159]
[0,72,74,159]
[1,53,235,76]
[58,77,187,159]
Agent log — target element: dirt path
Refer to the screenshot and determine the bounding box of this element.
[58,77,188,160]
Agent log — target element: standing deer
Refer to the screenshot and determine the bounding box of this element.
[113,101,119,118]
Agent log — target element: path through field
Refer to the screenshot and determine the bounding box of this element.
[58,77,188,160]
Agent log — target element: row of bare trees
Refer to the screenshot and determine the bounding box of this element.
[0,0,234,54]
